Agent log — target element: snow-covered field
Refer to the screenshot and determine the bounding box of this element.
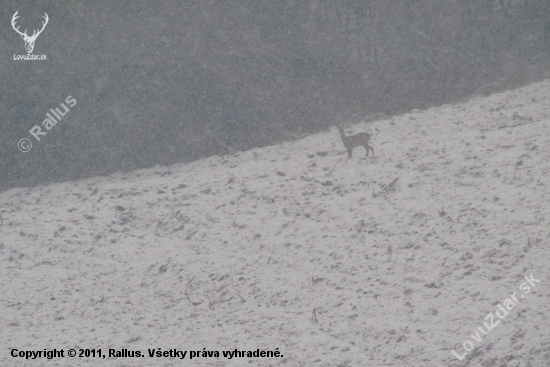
[1,80,549,366]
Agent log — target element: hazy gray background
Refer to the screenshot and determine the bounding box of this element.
[1,0,549,192]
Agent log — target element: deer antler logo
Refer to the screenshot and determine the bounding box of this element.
[11,11,49,54]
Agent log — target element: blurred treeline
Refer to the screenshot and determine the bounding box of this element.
[1,0,549,191]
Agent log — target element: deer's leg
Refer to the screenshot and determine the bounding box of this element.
[363,145,369,157]
[348,149,352,159]
[364,144,374,157]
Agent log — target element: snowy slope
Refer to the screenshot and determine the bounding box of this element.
[1,80,549,367]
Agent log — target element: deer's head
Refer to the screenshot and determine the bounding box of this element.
[12,11,49,54]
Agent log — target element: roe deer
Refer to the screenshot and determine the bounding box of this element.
[337,125,374,159]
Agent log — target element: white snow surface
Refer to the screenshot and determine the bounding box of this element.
[1,80,550,367]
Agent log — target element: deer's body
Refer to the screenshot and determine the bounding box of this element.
[338,126,374,159]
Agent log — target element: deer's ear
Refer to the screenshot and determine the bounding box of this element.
[21,34,26,40]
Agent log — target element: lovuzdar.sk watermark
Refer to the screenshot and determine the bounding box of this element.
[451,273,540,361]
[18,96,77,152]
[12,10,48,60]
[14,54,47,61]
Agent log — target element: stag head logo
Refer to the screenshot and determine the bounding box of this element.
[11,11,49,54]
